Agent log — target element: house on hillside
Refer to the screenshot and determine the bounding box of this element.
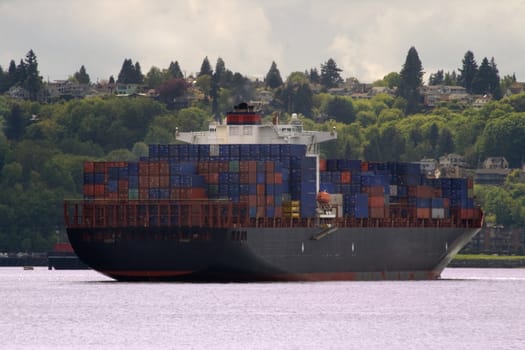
[475,157,511,185]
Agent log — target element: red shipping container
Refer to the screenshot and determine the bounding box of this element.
[93,184,105,197]
[84,162,95,173]
[256,184,265,195]
[139,162,149,176]
[170,188,181,199]
[218,161,229,172]
[83,184,95,196]
[248,195,257,206]
[159,161,170,176]
[256,206,265,217]
[361,161,369,172]
[149,162,160,176]
[159,176,169,188]
[266,195,274,206]
[139,176,149,188]
[257,195,266,206]
[118,180,128,190]
[198,161,209,173]
[266,175,275,185]
[209,161,219,173]
[94,162,106,173]
[149,176,160,188]
[369,207,385,218]
[106,192,118,200]
[265,161,274,173]
[274,207,282,217]
[139,188,149,199]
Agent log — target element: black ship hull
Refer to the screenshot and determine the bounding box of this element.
[67,225,480,281]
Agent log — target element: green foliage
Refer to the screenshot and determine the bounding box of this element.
[265,61,283,89]
[74,65,90,84]
[320,58,343,89]
[397,47,423,115]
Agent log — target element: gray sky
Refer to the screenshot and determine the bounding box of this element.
[2,0,525,83]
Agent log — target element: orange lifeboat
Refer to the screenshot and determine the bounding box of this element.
[317,190,331,205]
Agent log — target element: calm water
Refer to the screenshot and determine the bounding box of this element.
[1,268,524,350]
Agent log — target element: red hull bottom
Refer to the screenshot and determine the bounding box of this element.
[100,269,441,282]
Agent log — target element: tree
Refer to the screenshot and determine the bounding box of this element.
[472,57,492,95]
[324,97,355,123]
[437,128,454,155]
[23,50,42,100]
[443,71,458,86]
[7,60,17,86]
[458,51,478,93]
[0,65,9,93]
[199,56,213,77]
[429,70,444,85]
[117,58,143,84]
[74,65,90,84]
[3,104,28,140]
[133,62,144,84]
[214,57,226,85]
[397,46,424,115]
[157,78,188,105]
[489,57,503,100]
[167,61,184,79]
[320,58,343,89]
[144,66,165,89]
[265,61,283,89]
[309,68,320,84]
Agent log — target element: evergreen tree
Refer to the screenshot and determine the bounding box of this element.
[320,58,343,89]
[16,59,27,86]
[458,51,478,93]
[109,75,115,84]
[309,68,320,84]
[427,123,439,153]
[429,70,444,85]
[167,61,184,79]
[117,59,135,84]
[214,57,226,85]
[265,61,283,89]
[7,60,17,86]
[133,62,144,84]
[23,50,42,100]
[0,65,8,93]
[74,65,90,84]
[397,46,423,115]
[443,71,458,86]
[199,56,213,77]
[489,57,503,100]
[472,57,492,95]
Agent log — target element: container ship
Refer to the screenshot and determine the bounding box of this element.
[64,103,482,281]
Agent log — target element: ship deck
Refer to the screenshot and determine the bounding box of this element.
[64,199,483,230]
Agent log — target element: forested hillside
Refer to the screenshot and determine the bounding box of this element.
[1,47,525,251]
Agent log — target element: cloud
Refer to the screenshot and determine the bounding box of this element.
[1,0,525,83]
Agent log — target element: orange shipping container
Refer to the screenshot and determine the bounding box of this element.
[274,173,283,184]
[341,171,352,184]
[416,207,431,219]
[369,196,386,208]
[319,159,327,172]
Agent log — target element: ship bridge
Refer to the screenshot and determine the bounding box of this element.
[176,104,337,155]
